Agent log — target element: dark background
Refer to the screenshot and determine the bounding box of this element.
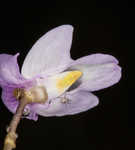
[0,2,129,150]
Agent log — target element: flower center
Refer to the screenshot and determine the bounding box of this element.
[13,86,48,104]
[56,71,82,92]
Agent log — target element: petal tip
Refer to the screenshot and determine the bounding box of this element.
[106,63,122,86]
[92,95,99,107]
[58,24,74,33]
[115,64,122,82]
[97,53,119,64]
[14,53,20,58]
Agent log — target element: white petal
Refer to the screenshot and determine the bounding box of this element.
[36,71,82,99]
[69,62,121,91]
[32,91,99,117]
[21,25,73,79]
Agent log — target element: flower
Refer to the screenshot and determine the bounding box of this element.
[0,25,121,121]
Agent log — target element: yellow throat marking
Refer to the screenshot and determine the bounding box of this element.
[57,71,82,91]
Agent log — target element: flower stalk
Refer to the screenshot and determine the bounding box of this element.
[3,97,28,150]
[3,86,48,150]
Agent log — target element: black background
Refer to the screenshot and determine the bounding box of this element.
[0,2,129,150]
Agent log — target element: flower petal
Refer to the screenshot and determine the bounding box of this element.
[32,91,99,117]
[2,87,18,113]
[0,54,32,87]
[68,54,122,91]
[21,25,73,79]
[0,54,37,120]
[71,53,119,65]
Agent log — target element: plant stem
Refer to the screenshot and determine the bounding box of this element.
[3,98,28,150]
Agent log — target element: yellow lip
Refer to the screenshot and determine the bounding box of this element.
[56,71,82,92]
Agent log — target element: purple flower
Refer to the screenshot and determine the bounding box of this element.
[0,25,121,121]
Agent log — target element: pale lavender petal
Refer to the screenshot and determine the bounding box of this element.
[32,91,99,117]
[68,53,122,91]
[2,87,18,113]
[0,53,36,120]
[21,25,73,79]
[71,53,119,65]
[0,53,34,87]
